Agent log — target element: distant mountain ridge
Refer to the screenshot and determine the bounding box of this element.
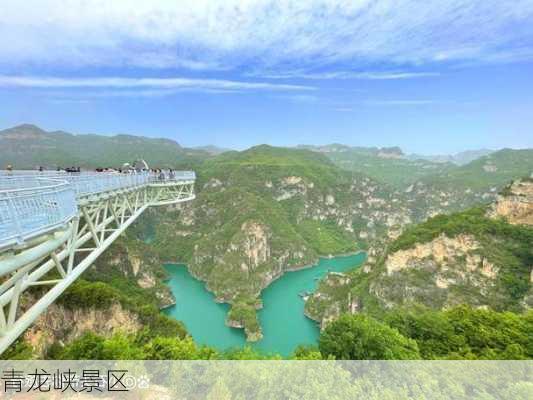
[193,145,233,155]
[298,143,493,165]
[0,124,210,169]
[298,144,455,188]
[297,144,404,158]
[408,149,494,165]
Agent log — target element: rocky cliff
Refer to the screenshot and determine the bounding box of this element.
[24,302,141,358]
[86,235,175,309]
[488,178,533,225]
[306,181,533,328]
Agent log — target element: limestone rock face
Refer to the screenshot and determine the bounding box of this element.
[385,234,485,275]
[24,303,141,358]
[94,239,175,308]
[275,175,310,201]
[283,176,303,185]
[488,180,533,225]
[372,233,503,310]
[240,221,271,270]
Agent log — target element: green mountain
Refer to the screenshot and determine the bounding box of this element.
[0,124,210,169]
[144,145,415,340]
[306,181,533,328]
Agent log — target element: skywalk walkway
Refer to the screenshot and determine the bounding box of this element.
[0,170,195,353]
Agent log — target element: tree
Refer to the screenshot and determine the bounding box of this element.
[101,333,144,360]
[143,336,218,360]
[291,345,323,360]
[319,314,420,360]
[59,332,105,359]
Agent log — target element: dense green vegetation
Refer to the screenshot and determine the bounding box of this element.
[296,219,356,254]
[385,306,533,360]
[226,295,262,338]
[52,333,216,360]
[197,145,359,197]
[319,314,420,359]
[317,306,532,360]
[2,275,189,360]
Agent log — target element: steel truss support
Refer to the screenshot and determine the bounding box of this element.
[0,182,194,354]
[148,181,195,205]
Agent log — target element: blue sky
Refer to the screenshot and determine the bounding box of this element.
[0,0,532,154]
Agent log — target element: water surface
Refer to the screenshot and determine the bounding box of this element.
[163,252,365,356]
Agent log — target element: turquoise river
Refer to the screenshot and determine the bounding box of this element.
[162,252,365,356]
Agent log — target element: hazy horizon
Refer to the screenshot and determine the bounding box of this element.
[0,122,514,157]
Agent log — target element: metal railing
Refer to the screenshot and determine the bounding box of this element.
[0,177,77,249]
[0,171,195,249]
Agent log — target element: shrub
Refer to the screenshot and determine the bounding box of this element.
[319,314,420,360]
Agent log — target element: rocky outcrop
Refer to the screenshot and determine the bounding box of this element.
[225,296,264,341]
[306,192,533,326]
[245,329,264,342]
[240,221,271,270]
[370,233,503,310]
[24,302,141,358]
[274,175,312,201]
[92,237,175,308]
[384,234,495,277]
[226,318,263,341]
[305,272,357,329]
[488,179,533,225]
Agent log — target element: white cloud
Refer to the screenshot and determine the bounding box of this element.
[273,94,320,104]
[363,100,437,106]
[1,1,532,72]
[252,71,440,80]
[344,72,440,80]
[0,76,314,92]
